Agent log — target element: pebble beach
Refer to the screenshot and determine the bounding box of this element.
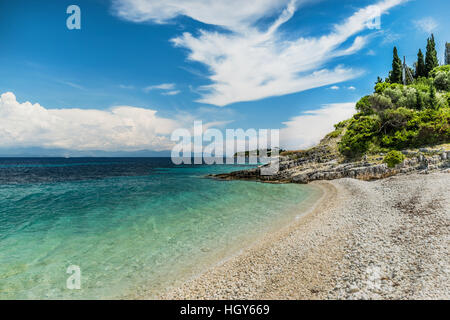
[160,172,449,300]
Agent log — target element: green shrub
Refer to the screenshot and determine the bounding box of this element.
[374,82,404,94]
[429,65,450,78]
[411,78,432,93]
[336,62,450,159]
[369,93,393,111]
[444,92,450,107]
[374,82,390,94]
[338,95,449,157]
[334,119,350,129]
[326,128,343,139]
[414,107,450,146]
[433,71,450,91]
[383,150,405,168]
[415,90,425,110]
[429,84,438,108]
[383,86,403,104]
[338,115,381,157]
[381,129,418,149]
[381,107,414,133]
[399,87,418,109]
[355,96,373,114]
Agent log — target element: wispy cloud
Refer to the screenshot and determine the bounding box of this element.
[347,86,356,90]
[143,83,181,95]
[58,80,85,90]
[381,31,401,44]
[162,90,181,96]
[414,17,438,33]
[113,0,407,106]
[111,0,292,31]
[330,86,340,90]
[143,83,176,92]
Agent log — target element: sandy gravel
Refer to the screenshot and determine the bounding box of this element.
[160,172,449,300]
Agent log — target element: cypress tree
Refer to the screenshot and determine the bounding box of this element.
[415,90,423,110]
[415,49,425,78]
[446,42,450,65]
[389,46,403,84]
[429,84,437,108]
[425,34,439,76]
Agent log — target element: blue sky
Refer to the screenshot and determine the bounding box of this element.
[0,0,449,152]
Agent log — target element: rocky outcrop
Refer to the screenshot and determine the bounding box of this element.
[211,149,450,184]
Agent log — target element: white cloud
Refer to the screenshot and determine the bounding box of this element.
[58,80,85,90]
[0,92,358,153]
[0,92,181,151]
[381,31,401,44]
[111,0,292,31]
[162,90,181,96]
[330,86,340,90]
[113,0,407,106]
[347,86,356,90]
[143,83,181,95]
[414,17,438,34]
[143,83,176,92]
[280,102,356,150]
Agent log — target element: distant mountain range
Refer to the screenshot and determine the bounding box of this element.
[0,147,172,157]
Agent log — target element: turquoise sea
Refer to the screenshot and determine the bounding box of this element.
[0,158,321,299]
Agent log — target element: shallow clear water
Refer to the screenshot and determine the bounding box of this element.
[0,158,321,299]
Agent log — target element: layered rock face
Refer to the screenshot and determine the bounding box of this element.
[212,149,450,184]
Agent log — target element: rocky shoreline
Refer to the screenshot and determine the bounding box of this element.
[211,147,450,184]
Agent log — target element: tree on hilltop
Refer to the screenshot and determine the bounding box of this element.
[425,34,439,76]
[388,46,403,84]
[415,49,426,78]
